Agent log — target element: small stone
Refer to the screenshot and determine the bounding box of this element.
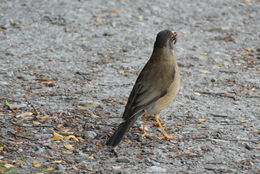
[146,166,167,173]
[116,158,130,163]
[85,131,97,139]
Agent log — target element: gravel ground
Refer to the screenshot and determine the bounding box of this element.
[0,0,259,173]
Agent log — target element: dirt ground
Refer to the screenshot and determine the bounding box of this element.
[0,0,259,173]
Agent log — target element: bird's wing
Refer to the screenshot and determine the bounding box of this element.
[122,59,175,120]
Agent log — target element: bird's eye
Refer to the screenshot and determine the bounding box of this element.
[172,32,177,44]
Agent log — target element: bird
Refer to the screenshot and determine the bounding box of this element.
[106,30,180,147]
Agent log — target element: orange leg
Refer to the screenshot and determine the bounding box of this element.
[155,114,176,140]
[140,114,151,137]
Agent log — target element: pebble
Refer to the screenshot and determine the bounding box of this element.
[85,131,97,139]
[146,166,167,173]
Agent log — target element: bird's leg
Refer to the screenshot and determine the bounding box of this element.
[155,114,176,140]
[140,114,151,137]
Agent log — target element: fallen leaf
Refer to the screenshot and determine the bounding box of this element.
[77,106,89,110]
[119,100,127,105]
[62,150,73,154]
[72,165,78,170]
[4,163,15,168]
[16,112,33,118]
[63,135,79,141]
[0,146,3,151]
[200,52,208,56]
[34,163,42,167]
[199,69,210,74]
[32,161,41,167]
[90,114,100,118]
[117,69,125,75]
[39,115,50,121]
[32,121,41,125]
[87,155,94,159]
[46,167,54,171]
[51,160,64,164]
[198,119,207,123]
[111,8,119,13]
[238,120,247,123]
[52,131,63,141]
[95,18,104,22]
[32,161,41,164]
[64,144,74,151]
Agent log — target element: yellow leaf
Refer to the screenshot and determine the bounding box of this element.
[200,52,208,56]
[87,155,94,159]
[64,144,74,151]
[46,167,54,171]
[52,131,63,141]
[95,18,104,22]
[238,120,247,123]
[4,163,15,168]
[244,0,252,2]
[32,121,41,125]
[198,119,207,122]
[51,160,64,164]
[62,150,73,154]
[0,146,4,151]
[63,135,79,141]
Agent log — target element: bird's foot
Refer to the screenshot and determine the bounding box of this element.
[155,135,177,140]
[140,128,151,137]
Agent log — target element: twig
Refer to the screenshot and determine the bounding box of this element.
[210,114,228,118]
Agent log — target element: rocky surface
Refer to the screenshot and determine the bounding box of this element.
[0,0,259,173]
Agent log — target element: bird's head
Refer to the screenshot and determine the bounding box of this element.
[154,30,177,50]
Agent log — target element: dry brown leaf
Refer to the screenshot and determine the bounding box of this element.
[63,135,79,141]
[32,161,41,164]
[111,8,119,13]
[0,146,4,151]
[39,115,50,121]
[64,144,74,151]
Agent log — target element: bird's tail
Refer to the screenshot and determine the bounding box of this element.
[106,115,139,147]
